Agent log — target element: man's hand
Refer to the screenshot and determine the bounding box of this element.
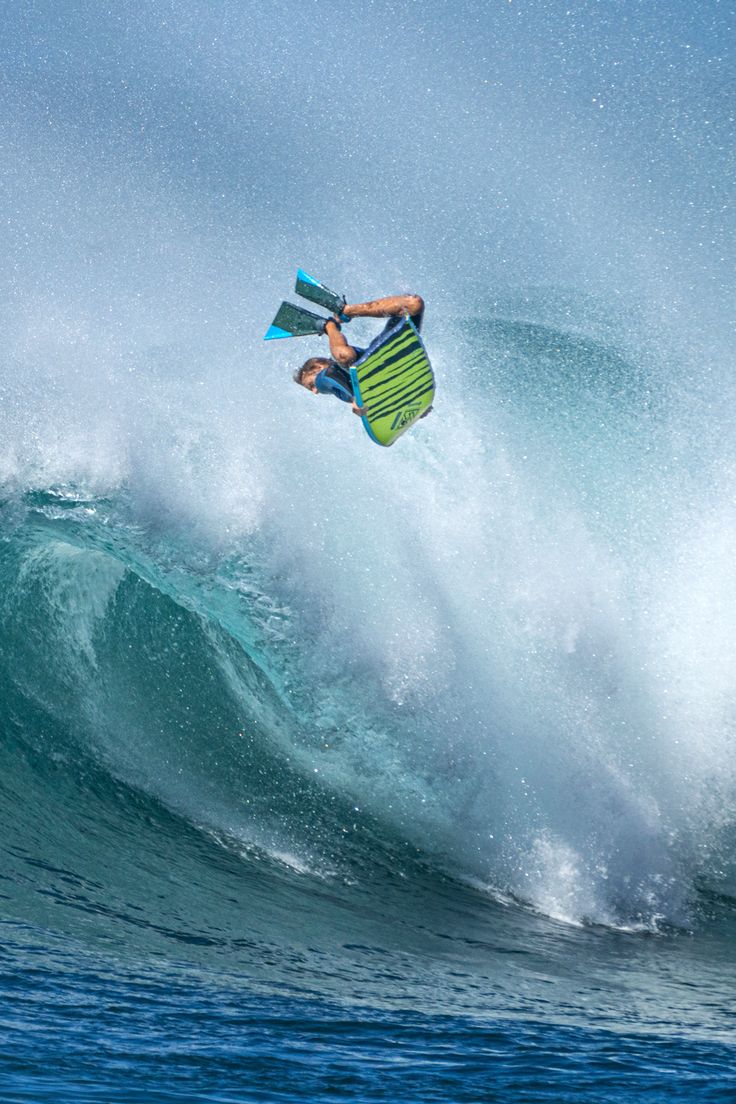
[351,401,367,416]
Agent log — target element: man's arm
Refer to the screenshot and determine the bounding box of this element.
[342,294,424,321]
[324,319,358,367]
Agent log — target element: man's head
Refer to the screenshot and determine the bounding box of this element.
[294,357,330,393]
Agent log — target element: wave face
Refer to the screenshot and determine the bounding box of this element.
[2,0,735,1099]
[3,306,735,936]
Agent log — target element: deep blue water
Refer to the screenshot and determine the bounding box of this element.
[4,938,736,1104]
[1,0,735,1100]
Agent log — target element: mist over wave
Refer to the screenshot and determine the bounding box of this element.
[3,288,736,934]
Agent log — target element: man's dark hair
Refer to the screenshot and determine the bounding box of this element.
[294,357,329,385]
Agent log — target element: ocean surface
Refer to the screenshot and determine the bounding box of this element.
[1,1,735,1100]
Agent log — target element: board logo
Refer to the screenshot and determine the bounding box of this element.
[390,406,421,430]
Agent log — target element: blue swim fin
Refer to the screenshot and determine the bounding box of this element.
[295,270,348,320]
[264,301,330,340]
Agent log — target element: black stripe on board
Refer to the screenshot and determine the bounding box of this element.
[358,323,415,369]
[363,362,432,414]
[358,334,422,384]
[368,373,434,421]
[371,383,436,424]
[367,366,433,415]
[358,340,421,387]
[360,348,428,398]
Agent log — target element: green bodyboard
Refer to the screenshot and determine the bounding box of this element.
[350,317,435,446]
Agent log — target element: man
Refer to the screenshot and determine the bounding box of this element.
[293,293,425,416]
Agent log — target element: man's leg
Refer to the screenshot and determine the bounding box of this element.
[343,295,424,327]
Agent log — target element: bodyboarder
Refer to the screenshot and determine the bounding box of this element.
[293,293,425,416]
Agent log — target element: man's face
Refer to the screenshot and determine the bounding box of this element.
[302,367,320,393]
[301,359,329,393]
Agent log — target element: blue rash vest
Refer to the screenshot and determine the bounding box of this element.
[314,352,365,403]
